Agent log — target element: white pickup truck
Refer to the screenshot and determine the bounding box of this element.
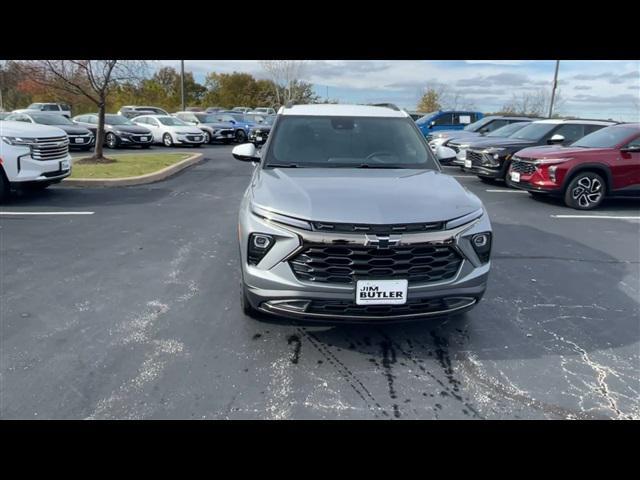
[0,120,72,201]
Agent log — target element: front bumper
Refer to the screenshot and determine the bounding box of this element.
[174,134,205,144]
[239,204,491,322]
[118,134,153,145]
[11,153,72,183]
[68,135,95,149]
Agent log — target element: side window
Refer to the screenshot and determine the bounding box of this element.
[134,117,146,124]
[626,136,640,149]
[88,115,99,124]
[43,104,59,111]
[453,113,473,125]
[585,124,604,135]
[147,118,159,127]
[553,124,585,143]
[433,113,454,126]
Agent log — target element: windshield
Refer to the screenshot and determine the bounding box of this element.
[265,116,438,169]
[486,121,529,137]
[105,115,134,125]
[262,116,275,125]
[509,122,557,141]
[571,126,636,148]
[27,103,43,109]
[463,116,493,131]
[158,116,187,126]
[415,111,438,125]
[30,113,73,125]
[195,114,220,123]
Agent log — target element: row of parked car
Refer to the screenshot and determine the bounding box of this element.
[0,103,277,151]
[417,111,640,210]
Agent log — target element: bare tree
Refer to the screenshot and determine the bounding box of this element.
[417,83,476,112]
[18,60,147,162]
[259,60,307,106]
[500,87,563,117]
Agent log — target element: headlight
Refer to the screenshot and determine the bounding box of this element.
[471,232,492,263]
[534,157,572,165]
[247,233,274,265]
[251,204,312,230]
[1,136,31,146]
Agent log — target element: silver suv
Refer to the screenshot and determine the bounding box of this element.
[233,104,492,322]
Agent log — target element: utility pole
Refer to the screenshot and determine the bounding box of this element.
[180,60,185,112]
[548,60,560,118]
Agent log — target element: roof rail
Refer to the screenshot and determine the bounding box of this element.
[369,103,400,111]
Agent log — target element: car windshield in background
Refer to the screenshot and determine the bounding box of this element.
[27,103,44,109]
[105,115,133,125]
[463,116,493,131]
[196,114,220,123]
[158,116,187,126]
[415,111,438,124]
[30,113,73,125]
[266,116,437,169]
[509,122,556,141]
[486,122,529,137]
[571,126,637,148]
[262,116,275,125]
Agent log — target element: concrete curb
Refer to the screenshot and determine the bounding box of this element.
[63,153,204,187]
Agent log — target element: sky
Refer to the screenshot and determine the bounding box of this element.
[159,60,640,122]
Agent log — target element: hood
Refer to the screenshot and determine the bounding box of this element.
[55,124,92,135]
[201,121,234,129]
[251,168,482,224]
[465,136,535,149]
[169,126,203,134]
[108,124,152,134]
[515,145,610,159]
[0,120,67,137]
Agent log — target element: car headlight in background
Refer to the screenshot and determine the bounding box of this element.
[1,136,31,146]
[248,233,275,265]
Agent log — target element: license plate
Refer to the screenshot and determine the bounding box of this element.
[226,134,233,138]
[256,136,263,142]
[356,279,408,306]
[74,137,84,143]
[194,136,202,141]
[60,160,70,170]
[464,159,472,168]
[511,171,520,182]
[140,136,148,141]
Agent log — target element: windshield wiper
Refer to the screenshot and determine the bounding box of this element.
[267,163,299,168]
[357,164,403,169]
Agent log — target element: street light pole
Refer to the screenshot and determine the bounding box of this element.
[548,60,560,118]
[180,60,185,112]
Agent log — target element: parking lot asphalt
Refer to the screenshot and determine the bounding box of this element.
[1,144,639,419]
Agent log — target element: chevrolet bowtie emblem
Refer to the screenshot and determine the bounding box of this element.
[364,234,402,249]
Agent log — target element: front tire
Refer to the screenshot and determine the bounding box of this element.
[564,171,606,210]
[163,133,174,147]
[105,132,119,149]
[241,285,260,319]
[235,129,247,144]
[203,131,211,144]
[0,169,9,202]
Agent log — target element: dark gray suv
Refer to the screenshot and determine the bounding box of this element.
[233,104,492,322]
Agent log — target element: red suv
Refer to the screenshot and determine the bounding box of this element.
[506,123,640,209]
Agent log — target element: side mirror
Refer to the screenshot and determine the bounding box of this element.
[436,145,457,161]
[548,134,565,144]
[232,143,260,162]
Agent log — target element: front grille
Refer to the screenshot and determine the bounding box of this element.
[511,159,537,175]
[186,135,203,141]
[29,136,69,161]
[467,150,485,166]
[289,243,462,285]
[131,135,151,142]
[305,296,473,317]
[311,221,443,233]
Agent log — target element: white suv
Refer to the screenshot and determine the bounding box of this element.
[13,103,72,118]
[0,120,72,200]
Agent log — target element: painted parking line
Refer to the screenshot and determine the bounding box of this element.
[485,189,528,193]
[551,214,640,220]
[0,211,95,216]
[453,175,476,178]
